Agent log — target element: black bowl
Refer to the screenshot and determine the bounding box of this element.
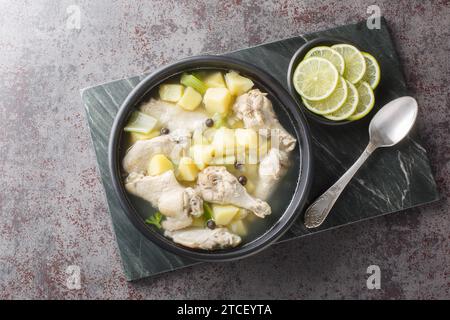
[109,55,313,262]
[287,37,364,126]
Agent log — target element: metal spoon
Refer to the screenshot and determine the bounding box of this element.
[304,96,418,229]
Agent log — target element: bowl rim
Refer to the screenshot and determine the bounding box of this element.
[287,36,362,126]
[109,55,313,262]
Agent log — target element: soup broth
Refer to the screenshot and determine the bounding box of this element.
[120,68,300,250]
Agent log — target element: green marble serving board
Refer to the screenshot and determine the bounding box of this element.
[81,18,438,281]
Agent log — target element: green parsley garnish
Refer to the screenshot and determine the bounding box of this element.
[145,212,163,229]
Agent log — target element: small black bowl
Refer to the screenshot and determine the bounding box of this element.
[287,37,362,126]
[109,55,313,262]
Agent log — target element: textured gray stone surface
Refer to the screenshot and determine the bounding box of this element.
[0,0,448,299]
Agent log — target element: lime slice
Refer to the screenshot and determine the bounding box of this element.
[347,81,375,120]
[361,52,381,89]
[293,57,339,101]
[304,46,345,75]
[302,77,348,115]
[331,44,366,84]
[324,80,359,121]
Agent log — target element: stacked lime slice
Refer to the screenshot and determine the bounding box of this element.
[293,43,380,122]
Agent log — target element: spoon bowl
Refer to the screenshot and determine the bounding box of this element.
[369,96,418,148]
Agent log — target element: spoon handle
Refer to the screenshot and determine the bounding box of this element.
[304,142,377,229]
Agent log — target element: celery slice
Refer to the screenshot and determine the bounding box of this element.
[212,112,226,128]
[191,71,207,81]
[180,73,207,95]
[203,202,213,221]
[124,111,157,134]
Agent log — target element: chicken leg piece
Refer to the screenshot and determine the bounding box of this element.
[165,227,241,250]
[122,129,191,174]
[125,171,203,231]
[254,148,289,200]
[232,89,297,152]
[197,166,271,218]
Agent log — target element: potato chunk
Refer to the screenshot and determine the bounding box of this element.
[224,71,254,95]
[212,204,240,225]
[191,216,205,228]
[236,208,249,220]
[228,220,247,237]
[159,84,184,102]
[177,87,202,111]
[203,87,232,115]
[189,144,215,170]
[235,128,258,149]
[212,127,235,156]
[148,154,174,176]
[177,157,199,181]
[204,72,226,88]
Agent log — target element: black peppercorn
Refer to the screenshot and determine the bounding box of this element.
[205,118,214,127]
[206,219,216,230]
[160,127,170,135]
[238,175,247,186]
